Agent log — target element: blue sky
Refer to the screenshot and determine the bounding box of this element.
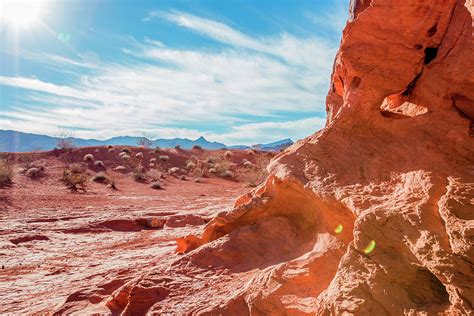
[0,0,348,145]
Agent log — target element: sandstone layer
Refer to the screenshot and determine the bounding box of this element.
[60,0,474,314]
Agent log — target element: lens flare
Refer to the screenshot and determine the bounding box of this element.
[334,224,343,234]
[364,240,376,254]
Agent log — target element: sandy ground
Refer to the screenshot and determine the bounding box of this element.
[0,147,257,314]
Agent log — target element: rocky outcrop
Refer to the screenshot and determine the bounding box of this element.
[107,1,474,314]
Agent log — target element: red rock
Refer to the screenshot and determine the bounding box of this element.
[114,0,473,314]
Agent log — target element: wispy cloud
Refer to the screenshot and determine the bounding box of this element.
[0,11,340,144]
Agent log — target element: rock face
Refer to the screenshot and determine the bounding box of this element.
[105,1,474,315]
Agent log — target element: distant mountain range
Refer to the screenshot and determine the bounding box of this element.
[0,130,293,152]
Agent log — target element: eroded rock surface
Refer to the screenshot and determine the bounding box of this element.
[55,0,474,314]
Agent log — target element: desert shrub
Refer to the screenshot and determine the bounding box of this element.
[150,181,162,190]
[208,167,217,173]
[108,148,115,153]
[92,172,108,183]
[243,160,253,168]
[56,132,74,150]
[132,166,146,182]
[114,166,127,172]
[193,177,203,183]
[246,149,256,155]
[224,151,233,159]
[147,169,163,181]
[154,146,161,153]
[168,167,179,174]
[159,155,169,162]
[121,148,131,154]
[62,167,88,192]
[150,158,157,164]
[149,163,155,168]
[221,170,234,178]
[186,162,196,169]
[135,152,143,158]
[25,167,45,179]
[192,145,202,150]
[120,154,131,161]
[179,175,186,180]
[0,159,13,186]
[174,144,181,150]
[107,145,114,149]
[94,160,105,168]
[83,154,94,162]
[206,156,217,163]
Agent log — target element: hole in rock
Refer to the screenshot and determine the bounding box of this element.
[413,44,423,50]
[427,23,438,37]
[424,47,438,64]
[350,76,361,89]
[406,268,449,307]
[380,94,428,118]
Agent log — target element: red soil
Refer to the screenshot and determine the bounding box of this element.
[0,146,268,314]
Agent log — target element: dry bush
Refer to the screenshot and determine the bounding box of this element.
[206,156,217,164]
[92,172,108,183]
[132,165,146,182]
[149,163,155,168]
[193,177,203,183]
[107,145,114,149]
[186,162,196,169]
[25,167,45,179]
[168,167,179,174]
[224,151,233,159]
[179,175,186,180]
[192,145,202,150]
[174,144,181,150]
[0,159,13,186]
[147,169,163,181]
[243,160,253,168]
[114,165,127,172]
[150,181,163,190]
[159,155,169,162]
[108,148,115,153]
[150,158,157,164]
[208,167,217,173]
[94,160,105,168]
[56,132,74,150]
[221,170,234,178]
[120,154,131,161]
[62,166,88,192]
[135,152,143,158]
[121,148,131,154]
[137,137,153,148]
[83,154,94,162]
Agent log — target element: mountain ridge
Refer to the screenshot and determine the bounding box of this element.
[0,130,293,152]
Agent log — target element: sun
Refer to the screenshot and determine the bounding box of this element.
[0,0,48,29]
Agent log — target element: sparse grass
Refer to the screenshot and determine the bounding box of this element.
[83,154,94,162]
[0,159,13,186]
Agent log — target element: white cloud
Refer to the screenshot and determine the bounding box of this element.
[0,11,337,145]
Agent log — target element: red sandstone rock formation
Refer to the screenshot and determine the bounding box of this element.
[105,0,474,314]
